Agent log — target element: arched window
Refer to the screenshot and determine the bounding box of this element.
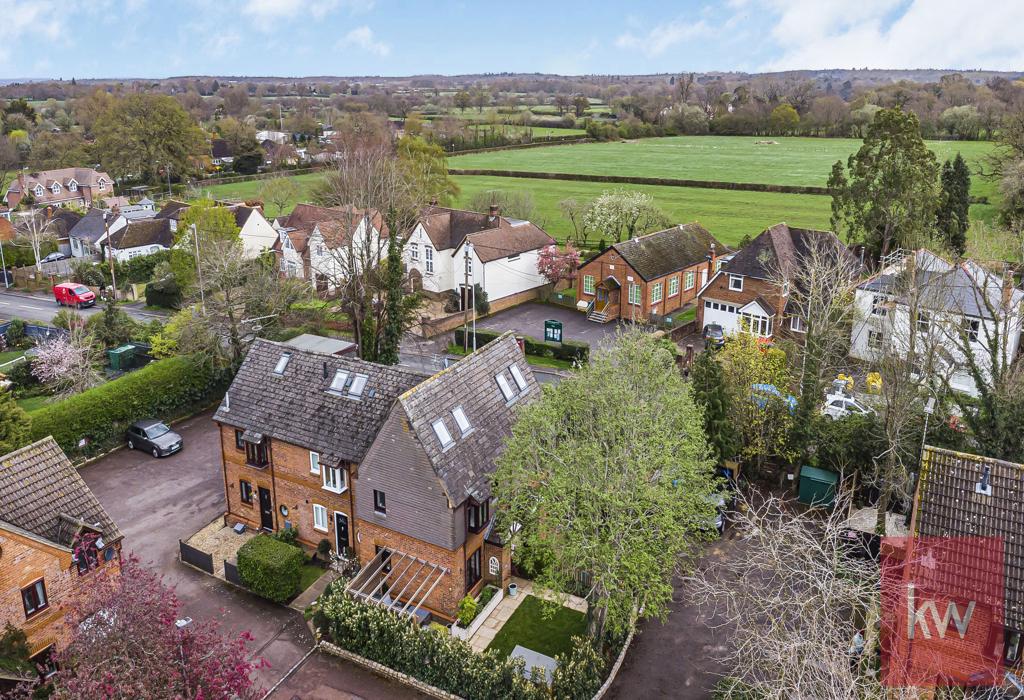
[488,556,500,577]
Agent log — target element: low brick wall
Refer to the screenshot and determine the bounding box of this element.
[319,640,461,700]
[416,285,548,338]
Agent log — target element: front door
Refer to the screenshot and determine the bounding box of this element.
[258,487,273,530]
[334,512,350,554]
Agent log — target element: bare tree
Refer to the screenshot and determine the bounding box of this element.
[558,198,591,249]
[686,494,889,700]
[13,209,58,272]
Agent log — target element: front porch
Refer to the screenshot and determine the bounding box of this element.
[584,277,621,324]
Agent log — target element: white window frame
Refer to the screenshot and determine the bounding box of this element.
[329,369,349,393]
[496,372,515,401]
[509,364,527,391]
[790,316,805,333]
[432,418,454,449]
[651,282,663,304]
[322,465,347,494]
[668,276,679,297]
[740,312,771,337]
[916,311,931,335]
[583,275,595,295]
[728,275,743,292]
[452,406,472,436]
[425,246,434,273]
[684,271,695,291]
[51,182,60,194]
[68,180,78,192]
[628,283,641,306]
[871,295,888,317]
[963,317,980,343]
[409,241,419,261]
[309,451,320,475]
[34,185,44,196]
[312,504,328,532]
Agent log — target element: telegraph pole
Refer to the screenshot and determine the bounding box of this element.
[103,212,118,301]
[467,242,476,352]
[462,246,470,352]
[191,223,205,313]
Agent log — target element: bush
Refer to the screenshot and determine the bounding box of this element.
[71,260,105,287]
[453,328,589,363]
[478,585,497,608]
[145,274,183,309]
[5,319,25,346]
[122,250,171,284]
[5,359,39,394]
[317,539,331,559]
[237,534,305,603]
[53,308,85,331]
[28,354,230,458]
[457,595,478,627]
[272,526,299,547]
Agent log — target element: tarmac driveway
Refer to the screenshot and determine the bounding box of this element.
[476,302,630,348]
[79,409,422,699]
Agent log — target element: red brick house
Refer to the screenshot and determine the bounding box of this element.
[696,222,854,340]
[576,223,725,323]
[214,333,536,622]
[0,437,123,667]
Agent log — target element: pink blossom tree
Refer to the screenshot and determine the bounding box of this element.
[46,556,265,700]
[30,326,103,397]
[536,243,580,287]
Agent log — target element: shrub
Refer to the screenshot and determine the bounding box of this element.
[272,526,299,547]
[317,539,331,559]
[453,328,589,364]
[122,250,172,284]
[457,595,478,627]
[71,260,105,287]
[478,585,497,608]
[53,308,85,331]
[28,354,230,458]
[145,274,182,309]
[5,319,25,346]
[237,534,305,603]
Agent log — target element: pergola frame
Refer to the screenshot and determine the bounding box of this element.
[346,547,450,620]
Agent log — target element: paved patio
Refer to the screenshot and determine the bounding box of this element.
[468,577,588,653]
[185,516,255,578]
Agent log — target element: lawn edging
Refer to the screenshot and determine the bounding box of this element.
[319,640,460,700]
[591,611,640,700]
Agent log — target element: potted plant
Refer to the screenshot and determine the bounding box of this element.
[314,538,331,566]
[508,582,518,598]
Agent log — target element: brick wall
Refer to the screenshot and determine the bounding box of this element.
[697,273,785,331]
[220,426,356,552]
[0,527,121,655]
[416,284,548,338]
[578,250,712,322]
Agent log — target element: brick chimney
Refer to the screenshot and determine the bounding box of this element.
[706,242,717,279]
[488,204,500,222]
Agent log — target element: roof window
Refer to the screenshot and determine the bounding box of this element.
[348,373,368,397]
[495,372,515,401]
[509,364,528,391]
[329,369,349,393]
[273,352,291,375]
[432,418,454,449]
[452,406,471,436]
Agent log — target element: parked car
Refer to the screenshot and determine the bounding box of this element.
[53,282,96,308]
[821,394,874,421]
[702,323,725,349]
[41,252,66,264]
[126,420,183,457]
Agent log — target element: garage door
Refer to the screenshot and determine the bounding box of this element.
[702,299,740,334]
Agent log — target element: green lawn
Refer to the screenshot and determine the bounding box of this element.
[467,124,586,138]
[198,172,327,217]
[297,563,326,593]
[16,395,50,413]
[0,350,26,366]
[486,595,588,660]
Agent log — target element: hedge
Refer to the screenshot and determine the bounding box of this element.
[237,534,305,603]
[447,168,832,196]
[29,354,230,459]
[313,588,605,699]
[455,328,590,363]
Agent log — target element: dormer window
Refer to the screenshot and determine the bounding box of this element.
[451,406,471,436]
[34,185,44,197]
[68,179,78,192]
[329,370,349,393]
[273,352,291,375]
[97,179,106,190]
[509,364,527,391]
[51,182,61,194]
[431,418,454,449]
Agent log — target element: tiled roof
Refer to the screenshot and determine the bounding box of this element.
[5,168,113,206]
[915,445,1024,629]
[463,221,554,263]
[724,223,853,281]
[416,206,501,251]
[108,218,173,250]
[211,139,233,159]
[602,223,725,281]
[213,339,426,465]
[12,208,82,239]
[68,208,109,244]
[0,436,122,548]
[154,200,190,221]
[397,332,539,505]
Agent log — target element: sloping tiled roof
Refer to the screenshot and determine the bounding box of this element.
[416,206,501,251]
[915,445,1024,630]
[275,203,355,233]
[397,332,539,505]
[0,436,122,548]
[463,220,554,263]
[68,208,109,244]
[605,223,724,281]
[5,168,113,206]
[213,339,426,465]
[211,139,233,159]
[154,200,190,221]
[724,223,853,281]
[108,218,173,250]
[11,208,82,239]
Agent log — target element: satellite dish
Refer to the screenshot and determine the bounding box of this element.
[251,323,263,333]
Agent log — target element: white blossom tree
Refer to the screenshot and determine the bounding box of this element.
[31,327,103,397]
[582,190,670,244]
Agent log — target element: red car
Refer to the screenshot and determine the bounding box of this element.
[53,282,96,308]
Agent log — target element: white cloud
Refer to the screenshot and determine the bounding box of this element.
[615,19,710,57]
[0,0,65,66]
[754,0,1024,71]
[336,25,390,57]
[243,0,341,23]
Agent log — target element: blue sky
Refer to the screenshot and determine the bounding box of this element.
[2,0,1023,79]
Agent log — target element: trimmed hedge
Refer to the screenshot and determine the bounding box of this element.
[28,354,230,459]
[237,534,305,603]
[314,588,605,699]
[447,168,832,196]
[455,328,590,363]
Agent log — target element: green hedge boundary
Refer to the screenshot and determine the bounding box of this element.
[454,328,589,363]
[448,168,833,196]
[237,534,304,603]
[28,354,230,460]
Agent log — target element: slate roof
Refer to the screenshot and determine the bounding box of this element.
[108,218,173,250]
[68,208,109,244]
[859,250,1023,321]
[598,223,724,281]
[724,222,854,281]
[396,332,539,506]
[915,445,1024,630]
[5,168,113,206]
[154,200,190,221]
[211,139,233,159]
[234,205,256,228]
[462,220,554,263]
[0,436,122,549]
[11,208,82,238]
[214,339,426,466]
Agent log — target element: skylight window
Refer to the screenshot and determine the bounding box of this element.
[329,369,349,393]
[432,418,454,448]
[452,406,471,435]
[509,364,527,391]
[349,374,368,397]
[495,373,515,401]
[273,352,291,375]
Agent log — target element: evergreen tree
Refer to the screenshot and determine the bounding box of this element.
[937,153,971,256]
[690,350,736,463]
[0,388,30,454]
[377,233,404,366]
[951,152,972,248]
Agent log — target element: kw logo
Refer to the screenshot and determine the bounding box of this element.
[906,583,976,640]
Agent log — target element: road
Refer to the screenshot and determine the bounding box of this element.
[79,410,424,699]
[0,289,167,324]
